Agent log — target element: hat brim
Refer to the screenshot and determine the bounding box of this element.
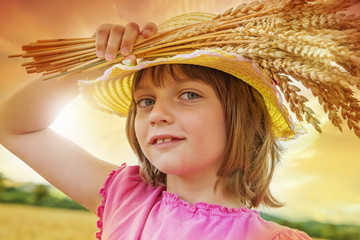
[79,49,295,140]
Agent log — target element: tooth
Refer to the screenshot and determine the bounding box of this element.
[164,138,172,143]
[156,139,164,144]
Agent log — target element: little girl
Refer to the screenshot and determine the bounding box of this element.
[0,11,314,240]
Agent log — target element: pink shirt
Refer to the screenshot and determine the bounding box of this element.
[96,164,311,240]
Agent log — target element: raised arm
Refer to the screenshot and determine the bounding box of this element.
[0,22,157,213]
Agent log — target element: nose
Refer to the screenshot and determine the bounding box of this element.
[149,98,174,126]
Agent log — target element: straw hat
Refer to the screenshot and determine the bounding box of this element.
[11,0,360,140]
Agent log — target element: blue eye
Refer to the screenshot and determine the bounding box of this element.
[181,92,200,100]
[138,99,155,107]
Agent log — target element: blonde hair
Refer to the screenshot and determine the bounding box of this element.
[126,64,282,208]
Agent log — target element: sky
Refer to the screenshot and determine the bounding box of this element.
[1,0,360,226]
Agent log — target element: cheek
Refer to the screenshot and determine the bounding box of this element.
[186,109,227,146]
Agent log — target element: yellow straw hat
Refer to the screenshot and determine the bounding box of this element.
[78,48,295,140]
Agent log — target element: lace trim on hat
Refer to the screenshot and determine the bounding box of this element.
[162,190,260,217]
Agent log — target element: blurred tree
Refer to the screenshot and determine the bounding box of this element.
[321,223,338,239]
[0,173,5,197]
[33,184,49,205]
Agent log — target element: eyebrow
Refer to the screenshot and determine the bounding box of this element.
[134,85,150,91]
[135,78,204,91]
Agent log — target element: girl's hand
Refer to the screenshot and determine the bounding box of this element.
[94,22,158,63]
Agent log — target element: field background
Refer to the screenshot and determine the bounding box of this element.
[0,0,359,240]
[0,204,98,240]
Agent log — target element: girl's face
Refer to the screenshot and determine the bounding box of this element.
[133,67,227,178]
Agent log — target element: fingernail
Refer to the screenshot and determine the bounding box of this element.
[121,47,130,56]
[106,53,115,62]
[142,30,151,37]
[97,50,104,58]
[122,59,133,66]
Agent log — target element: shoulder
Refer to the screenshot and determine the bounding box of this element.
[100,163,142,196]
[272,228,312,240]
[106,163,140,182]
[98,163,163,209]
[246,213,311,239]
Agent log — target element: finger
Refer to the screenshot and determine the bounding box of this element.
[95,24,112,58]
[122,54,137,66]
[120,22,140,56]
[141,22,158,38]
[105,24,125,62]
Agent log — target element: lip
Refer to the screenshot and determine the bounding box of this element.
[149,134,185,146]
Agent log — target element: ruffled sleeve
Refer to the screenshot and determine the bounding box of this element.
[95,163,127,240]
[272,229,312,240]
[94,163,164,240]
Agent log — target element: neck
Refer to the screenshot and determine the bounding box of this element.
[166,173,242,209]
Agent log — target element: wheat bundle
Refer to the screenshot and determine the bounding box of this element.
[9,0,360,138]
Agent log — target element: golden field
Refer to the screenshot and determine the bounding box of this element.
[0,203,98,240]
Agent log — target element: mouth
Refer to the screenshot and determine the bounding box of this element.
[150,135,185,145]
